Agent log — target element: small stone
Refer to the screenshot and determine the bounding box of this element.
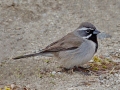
[97,32,112,39]
[52,71,56,75]
[109,77,114,81]
[33,56,40,60]
[57,72,61,74]
[11,84,16,89]
[99,75,104,80]
[114,73,119,77]
[91,88,95,90]
[105,84,110,87]
[118,74,120,79]
[26,84,30,89]
[100,80,104,84]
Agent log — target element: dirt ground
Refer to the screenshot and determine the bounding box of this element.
[0,0,120,90]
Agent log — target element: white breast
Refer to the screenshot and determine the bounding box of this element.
[58,40,96,69]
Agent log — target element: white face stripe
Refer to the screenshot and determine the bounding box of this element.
[78,27,88,31]
[78,27,94,31]
[82,34,92,39]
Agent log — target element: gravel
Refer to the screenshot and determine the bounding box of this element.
[0,0,120,90]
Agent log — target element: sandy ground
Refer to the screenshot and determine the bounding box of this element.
[0,0,120,90]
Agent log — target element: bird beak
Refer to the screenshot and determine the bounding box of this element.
[93,29,101,34]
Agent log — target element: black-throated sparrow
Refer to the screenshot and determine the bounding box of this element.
[13,22,100,69]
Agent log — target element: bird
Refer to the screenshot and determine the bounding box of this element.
[13,22,100,69]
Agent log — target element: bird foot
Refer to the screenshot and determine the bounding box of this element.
[60,66,90,74]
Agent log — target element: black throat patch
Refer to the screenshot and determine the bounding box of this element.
[88,34,98,53]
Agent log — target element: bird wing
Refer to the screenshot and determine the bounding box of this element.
[42,32,84,53]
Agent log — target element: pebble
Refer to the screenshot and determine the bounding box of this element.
[114,73,119,77]
[11,84,16,89]
[99,75,105,80]
[119,74,120,79]
[51,71,56,75]
[100,80,104,84]
[113,86,117,89]
[57,72,62,75]
[97,32,112,39]
[119,49,120,52]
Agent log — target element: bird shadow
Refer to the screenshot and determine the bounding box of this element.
[59,66,92,75]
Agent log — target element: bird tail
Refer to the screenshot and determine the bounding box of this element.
[13,52,42,59]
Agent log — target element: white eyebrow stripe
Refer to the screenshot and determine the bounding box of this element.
[78,27,88,31]
[78,27,94,31]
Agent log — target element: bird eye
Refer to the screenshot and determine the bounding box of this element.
[86,30,91,33]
